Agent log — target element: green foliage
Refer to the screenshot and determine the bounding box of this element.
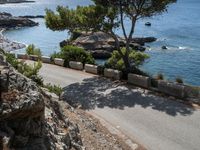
[26,44,42,57]
[44,83,63,96]
[156,73,164,80]
[5,53,19,68]
[17,61,42,78]
[176,76,184,84]
[45,5,106,33]
[106,48,149,71]
[93,0,177,18]
[51,45,95,66]
[45,0,176,72]
[5,53,43,85]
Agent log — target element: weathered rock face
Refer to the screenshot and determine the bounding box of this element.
[0,12,38,29]
[0,52,83,150]
[61,32,156,59]
[0,56,45,149]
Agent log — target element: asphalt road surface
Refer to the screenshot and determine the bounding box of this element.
[38,62,200,150]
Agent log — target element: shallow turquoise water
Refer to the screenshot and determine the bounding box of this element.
[0,0,200,85]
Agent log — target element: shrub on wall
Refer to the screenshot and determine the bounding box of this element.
[105,48,149,76]
[26,44,42,57]
[50,45,95,67]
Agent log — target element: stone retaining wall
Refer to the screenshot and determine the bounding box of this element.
[14,53,200,103]
[128,74,150,88]
[69,61,83,70]
[104,68,122,80]
[85,64,98,74]
[29,55,39,61]
[17,53,28,59]
[41,56,51,63]
[54,58,64,66]
[158,81,185,98]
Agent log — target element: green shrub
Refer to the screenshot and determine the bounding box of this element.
[5,53,43,85]
[176,76,184,84]
[26,44,42,57]
[5,53,19,68]
[106,48,149,71]
[50,51,63,60]
[44,83,63,96]
[50,45,95,67]
[156,73,164,80]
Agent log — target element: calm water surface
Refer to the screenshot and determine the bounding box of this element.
[0,0,200,85]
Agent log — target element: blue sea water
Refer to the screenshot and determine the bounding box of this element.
[0,0,200,86]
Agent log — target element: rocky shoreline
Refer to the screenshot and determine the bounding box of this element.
[0,12,39,29]
[0,29,26,52]
[61,32,157,59]
[0,0,35,4]
[0,12,39,52]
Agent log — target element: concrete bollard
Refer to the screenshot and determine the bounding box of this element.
[54,58,64,66]
[104,68,122,80]
[128,74,150,88]
[69,61,83,70]
[29,55,39,61]
[17,53,28,59]
[158,81,185,98]
[85,64,98,74]
[41,56,51,63]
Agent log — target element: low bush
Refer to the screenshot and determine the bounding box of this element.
[5,53,43,85]
[176,76,184,84]
[156,73,164,80]
[26,44,42,57]
[105,48,149,77]
[44,83,63,96]
[106,48,149,71]
[50,45,95,67]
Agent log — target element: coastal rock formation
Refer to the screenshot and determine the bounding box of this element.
[19,15,45,19]
[0,50,133,150]
[0,63,82,150]
[0,12,38,29]
[0,0,34,4]
[0,30,26,52]
[61,32,156,59]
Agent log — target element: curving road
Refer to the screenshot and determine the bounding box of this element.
[38,62,200,150]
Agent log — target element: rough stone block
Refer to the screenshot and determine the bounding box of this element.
[128,74,150,88]
[17,53,28,59]
[29,55,39,61]
[104,68,122,80]
[85,64,98,74]
[69,61,83,70]
[41,56,51,63]
[158,81,185,98]
[54,58,64,66]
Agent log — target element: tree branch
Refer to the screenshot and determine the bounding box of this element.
[119,1,128,41]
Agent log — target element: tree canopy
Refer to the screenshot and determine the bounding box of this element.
[45,0,176,73]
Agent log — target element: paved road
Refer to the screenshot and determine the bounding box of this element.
[38,62,200,150]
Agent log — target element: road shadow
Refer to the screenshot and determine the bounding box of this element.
[62,76,195,116]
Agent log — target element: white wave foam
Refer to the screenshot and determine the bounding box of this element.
[178,46,190,50]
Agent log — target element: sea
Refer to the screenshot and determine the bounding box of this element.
[0,0,199,86]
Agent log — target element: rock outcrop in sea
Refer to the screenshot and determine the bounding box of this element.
[61,31,157,59]
[0,12,38,29]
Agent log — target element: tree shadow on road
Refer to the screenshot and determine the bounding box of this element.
[62,76,195,116]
